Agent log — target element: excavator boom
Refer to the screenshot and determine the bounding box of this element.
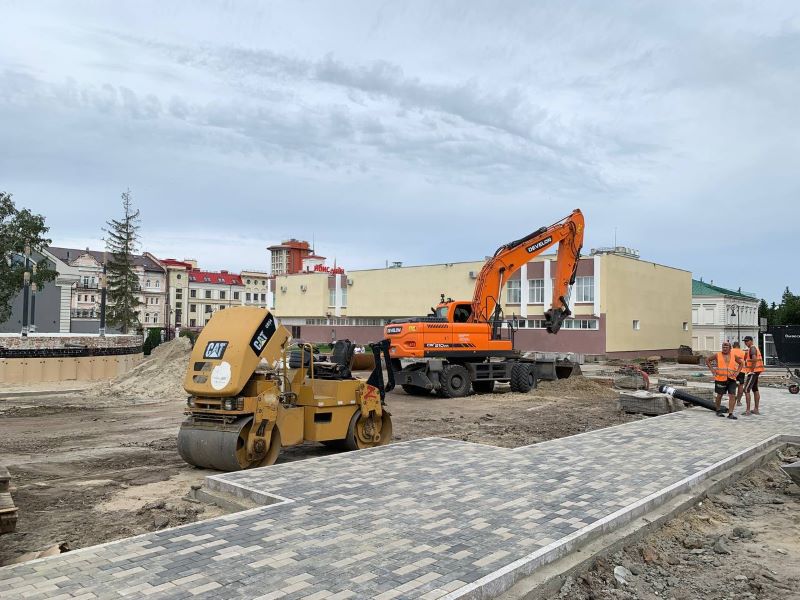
[470,209,584,333]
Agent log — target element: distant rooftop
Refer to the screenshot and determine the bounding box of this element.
[692,279,757,300]
[48,246,163,272]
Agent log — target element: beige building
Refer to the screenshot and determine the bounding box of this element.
[47,247,167,331]
[241,270,272,309]
[271,248,692,357]
[185,269,244,329]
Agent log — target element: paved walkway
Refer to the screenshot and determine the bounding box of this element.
[2,388,798,599]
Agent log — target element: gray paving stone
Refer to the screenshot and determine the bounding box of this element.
[0,388,797,599]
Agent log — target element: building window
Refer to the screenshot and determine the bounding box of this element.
[177,274,182,280]
[260,293,266,302]
[246,292,251,302]
[506,280,521,304]
[219,306,225,310]
[528,279,544,304]
[247,279,251,284]
[189,318,196,327]
[633,320,640,330]
[262,280,266,285]
[176,301,182,309]
[91,295,95,302]
[205,290,212,299]
[190,289,197,298]
[683,322,689,331]
[190,304,197,312]
[146,279,151,288]
[176,289,182,299]
[220,290,226,300]
[341,287,347,307]
[575,276,594,302]
[155,280,160,288]
[205,305,212,314]
[233,291,240,300]
[691,307,699,325]
[329,288,336,307]
[561,318,599,330]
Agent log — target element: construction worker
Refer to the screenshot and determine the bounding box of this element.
[731,341,747,405]
[705,341,744,420]
[742,335,765,415]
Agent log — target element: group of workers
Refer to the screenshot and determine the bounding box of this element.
[705,336,764,420]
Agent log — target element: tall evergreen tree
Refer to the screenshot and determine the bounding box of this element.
[758,298,770,324]
[0,192,57,321]
[104,190,142,334]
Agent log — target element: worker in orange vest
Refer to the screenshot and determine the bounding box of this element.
[705,341,744,419]
[731,341,747,405]
[742,335,765,415]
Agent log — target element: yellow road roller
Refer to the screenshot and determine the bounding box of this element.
[177,306,394,471]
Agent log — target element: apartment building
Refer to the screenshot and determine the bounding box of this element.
[185,269,244,329]
[691,279,759,351]
[46,247,167,332]
[268,239,314,275]
[271,248,692,357]
[240,270,272,309]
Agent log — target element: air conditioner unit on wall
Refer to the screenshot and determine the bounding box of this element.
[300,285,307,292]
[347,278,353,286]
[280,285,287,293]
[469,271,478,279]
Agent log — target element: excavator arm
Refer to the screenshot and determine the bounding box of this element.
[470,209,584,334]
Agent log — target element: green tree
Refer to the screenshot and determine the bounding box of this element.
[779,287,800,325]
[104,190,142,334]
[758,299,770,324]
[0,192,57,322]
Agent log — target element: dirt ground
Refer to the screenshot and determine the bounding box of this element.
[0,340,633,566]
[548,446,800,600]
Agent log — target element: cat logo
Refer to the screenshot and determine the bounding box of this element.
[203,341,228,360]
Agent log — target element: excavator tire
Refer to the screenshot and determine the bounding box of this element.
[438,364,471,398]
[401,384,432,396]
[471,380,495,394]
[510,363,536,393]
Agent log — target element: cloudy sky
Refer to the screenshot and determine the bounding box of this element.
[1,1,797,302]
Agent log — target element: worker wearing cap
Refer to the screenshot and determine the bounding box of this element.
[731,341,747,405]
[742,336,765,415]
[706,341,744,420]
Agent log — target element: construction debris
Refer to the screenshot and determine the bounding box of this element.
[618,390,684,416]
[0,466,17,534]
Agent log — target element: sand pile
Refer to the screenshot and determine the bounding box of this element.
[535,375,618,399]
[94,337,192,402]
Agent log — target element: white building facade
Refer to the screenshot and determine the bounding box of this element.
[691,279,759,351]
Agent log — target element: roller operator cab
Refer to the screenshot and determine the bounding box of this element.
[178,306,394,471]
[385,209,585,398]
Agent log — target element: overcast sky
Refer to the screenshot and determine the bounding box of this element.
[1,1,797,302]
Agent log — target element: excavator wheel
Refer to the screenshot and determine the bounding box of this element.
[401,384,432,396]
[510,363,536,393]
[344,411,393,451]
[438,364,471,398]
[177,416,281,471]
[471,380,495,394]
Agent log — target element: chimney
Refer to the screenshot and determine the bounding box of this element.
[221,270,228,274]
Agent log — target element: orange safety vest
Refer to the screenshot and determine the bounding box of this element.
[714,352,738,381]
[745,346,765,374]
[732,347,746,367]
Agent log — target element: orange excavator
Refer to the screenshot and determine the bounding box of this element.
[385,209,585,397]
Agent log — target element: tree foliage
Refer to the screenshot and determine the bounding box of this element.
[0,192,57,322]
[104,190,142,334]
[760,288,800,326]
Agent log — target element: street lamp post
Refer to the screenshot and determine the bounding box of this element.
[20,244,31,337]
[30,264,37,333]
[99,264,107,337]
[730,305,741,343]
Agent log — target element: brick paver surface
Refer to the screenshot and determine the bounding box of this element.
[1,387,798,599]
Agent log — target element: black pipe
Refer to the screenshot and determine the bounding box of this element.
[658,384,719,412]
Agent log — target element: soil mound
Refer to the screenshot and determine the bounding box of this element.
[95,337,192,402]
[536,375,618,399]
